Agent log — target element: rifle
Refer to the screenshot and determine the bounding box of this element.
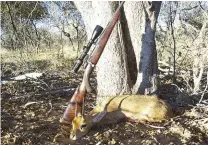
[60,2,125,124]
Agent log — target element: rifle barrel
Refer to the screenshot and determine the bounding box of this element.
[90,2,125,64]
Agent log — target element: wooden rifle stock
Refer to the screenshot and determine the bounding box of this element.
[60,2,125,125]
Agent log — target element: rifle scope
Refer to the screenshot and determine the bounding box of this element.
[72,25,103,73]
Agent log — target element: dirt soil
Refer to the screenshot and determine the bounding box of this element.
[1,71,208,145]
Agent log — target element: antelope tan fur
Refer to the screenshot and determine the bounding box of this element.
[70,95,174,140]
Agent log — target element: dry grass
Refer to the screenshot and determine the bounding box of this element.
[1,47,81,79]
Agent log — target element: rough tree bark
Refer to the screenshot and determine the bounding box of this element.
[74,1,161,103]
[124,2,161,94]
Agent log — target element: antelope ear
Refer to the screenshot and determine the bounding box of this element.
[77,112,82,117]
[92,111,106,123]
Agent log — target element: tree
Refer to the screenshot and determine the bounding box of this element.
[1,1,48,51]
[43,1,86,57]
[74,1,162,103]
[156,1,208,94]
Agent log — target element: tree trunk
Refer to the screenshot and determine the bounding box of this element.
[192,20,207,94]
[74,1,161,104]
[124,2,161,94]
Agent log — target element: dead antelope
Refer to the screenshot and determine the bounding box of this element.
[70,95,174,140]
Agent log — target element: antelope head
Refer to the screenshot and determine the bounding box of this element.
[70,97,114,140]
[70,111,106,140]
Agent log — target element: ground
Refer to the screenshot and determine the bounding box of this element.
[1,69,208,145]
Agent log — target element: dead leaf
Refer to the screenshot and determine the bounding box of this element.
[110,139,117,145]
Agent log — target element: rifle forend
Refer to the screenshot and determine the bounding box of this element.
[60,2,125,125]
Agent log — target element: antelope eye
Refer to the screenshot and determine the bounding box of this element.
[80,124,87,130]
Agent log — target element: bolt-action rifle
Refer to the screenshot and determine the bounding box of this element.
[60,2,125,124]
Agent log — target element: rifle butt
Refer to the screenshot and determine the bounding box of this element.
[60,87,86,124]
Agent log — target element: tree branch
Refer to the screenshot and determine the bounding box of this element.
[180,4,199,11]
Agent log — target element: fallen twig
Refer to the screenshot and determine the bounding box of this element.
[46,100,53,117]
[10,87,76,100]
[21,101,40,109]
[145,124,165,129]
[198,71,208,104]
